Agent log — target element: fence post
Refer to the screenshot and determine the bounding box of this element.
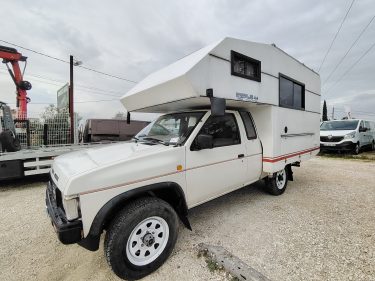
[43,124,48,146]
[26,120,31,148]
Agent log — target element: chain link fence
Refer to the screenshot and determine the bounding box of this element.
[1,109,74,149]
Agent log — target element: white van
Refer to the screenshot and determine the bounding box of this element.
[46,38,321,280]
[320,119,375,154]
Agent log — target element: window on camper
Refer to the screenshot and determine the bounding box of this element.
[279,74,305,110]
[239,112,257,139]
[231,51,261,82]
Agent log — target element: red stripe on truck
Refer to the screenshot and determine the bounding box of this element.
[262,147,320,163]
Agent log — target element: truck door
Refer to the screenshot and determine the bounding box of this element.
[238,111,263,183]
[186,112,247,206]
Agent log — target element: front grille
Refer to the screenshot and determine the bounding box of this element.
[49,178,64,210]
[320,136,344,142]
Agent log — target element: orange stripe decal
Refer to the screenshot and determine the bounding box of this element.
[262,147,320,163]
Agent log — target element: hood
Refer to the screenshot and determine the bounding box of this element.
[320,130,355,137]
[51,142,178,194]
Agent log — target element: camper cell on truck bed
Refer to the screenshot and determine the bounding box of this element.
[46,37,320,280]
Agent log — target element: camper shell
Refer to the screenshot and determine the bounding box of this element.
[121,37,321,172]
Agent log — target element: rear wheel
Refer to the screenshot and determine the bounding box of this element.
[104,197,179,280]
[264,167,288,196]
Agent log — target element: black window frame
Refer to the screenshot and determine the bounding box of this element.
[231,50,261,82]
[279,73,305,110]
[239,111,257,140]
[191,113,241,150]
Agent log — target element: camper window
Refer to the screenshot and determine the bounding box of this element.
[279,74,305,110]
[231,51,261,82]
[239,112,257,139]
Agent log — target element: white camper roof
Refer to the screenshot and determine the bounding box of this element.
[121,37,320,113]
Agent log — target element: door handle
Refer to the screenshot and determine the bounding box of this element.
[238,154,245,158]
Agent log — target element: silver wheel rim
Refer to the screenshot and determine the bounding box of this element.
[276,169,286,190]
[126,216,169,266]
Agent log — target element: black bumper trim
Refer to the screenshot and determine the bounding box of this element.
[46,182,83,245]
[320,141,356,151]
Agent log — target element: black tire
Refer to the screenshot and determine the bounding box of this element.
[353,142,360,155]
[371,140,375,151]
[264,167,288,196]
[104,197,179,280]
[0,130,21,152]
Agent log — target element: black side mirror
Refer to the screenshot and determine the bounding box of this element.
[195,134,213,150]
[359,127,367,132]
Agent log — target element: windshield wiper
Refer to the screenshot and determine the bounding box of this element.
[141,137,169,146]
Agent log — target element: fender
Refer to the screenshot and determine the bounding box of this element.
[78,182,191,251]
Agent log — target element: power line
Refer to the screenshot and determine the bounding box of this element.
[0,69,124,97]
[323,41,375,96]
[322,15,375,87]
[0,39,138,83]
[4,99,120,105]
[318,0,355,72]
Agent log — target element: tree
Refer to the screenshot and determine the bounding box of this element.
[322,100,328,121]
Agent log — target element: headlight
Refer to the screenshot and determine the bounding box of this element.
[62,197,81,221]
[344,132,356,139]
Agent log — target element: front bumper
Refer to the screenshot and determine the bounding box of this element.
[45,181,83,244]
[320,141,356,151]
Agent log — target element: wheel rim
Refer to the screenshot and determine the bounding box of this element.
[126,216,169,266]
[276,169,286,190]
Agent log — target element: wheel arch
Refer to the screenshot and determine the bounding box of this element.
[78,182,190,251]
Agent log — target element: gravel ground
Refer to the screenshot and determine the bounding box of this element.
[0,157,374,281]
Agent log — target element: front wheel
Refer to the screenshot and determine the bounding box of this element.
[353,143,360,155]
[104,197,179,280]
[264,168,288,196]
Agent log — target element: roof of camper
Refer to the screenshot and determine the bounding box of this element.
[121,37,320,112]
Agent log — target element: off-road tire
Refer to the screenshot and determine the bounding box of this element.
[0,130,21,152]
[104,197,179,280]
[264,167,288,196]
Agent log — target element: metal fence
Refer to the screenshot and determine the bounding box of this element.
[1,110,74,149]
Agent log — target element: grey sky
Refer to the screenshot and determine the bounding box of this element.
[1,0,374,121]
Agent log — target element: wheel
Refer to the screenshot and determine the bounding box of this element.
[264,167,288,196]
[371,140,375,151]
[353,143,360,155]
[104,197,179,280]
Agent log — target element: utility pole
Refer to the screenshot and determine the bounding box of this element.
[69,55,74,144]
[331,106,335,120]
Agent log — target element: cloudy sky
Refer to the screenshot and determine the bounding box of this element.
[1,0,375,121]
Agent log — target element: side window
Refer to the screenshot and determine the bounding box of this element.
[239,112,257,139]
[279,74,305,110]
[197,113,240,148]
[365,121,371,131]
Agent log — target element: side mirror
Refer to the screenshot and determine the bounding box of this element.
[195,134,213,150]
[359,127,367,132]
[210,97,226,116]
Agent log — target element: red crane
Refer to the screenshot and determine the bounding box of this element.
[0,45,32,119]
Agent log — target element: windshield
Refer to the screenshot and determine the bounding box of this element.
[135,112,205,145]
[320,120,359,131]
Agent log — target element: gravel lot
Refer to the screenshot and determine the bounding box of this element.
[1,157,374,281]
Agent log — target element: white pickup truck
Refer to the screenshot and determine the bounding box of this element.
[46,38,320,280]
